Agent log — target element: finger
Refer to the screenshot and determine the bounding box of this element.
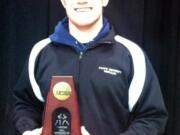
[22,131,31,135]
[81,126,90,135]
[39,127,43,135]
[33,127,43,135]
[38,127,43,132]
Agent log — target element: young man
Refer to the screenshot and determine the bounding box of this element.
[13,0,168,135]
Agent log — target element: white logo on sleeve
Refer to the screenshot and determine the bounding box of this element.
[98,66,122,76]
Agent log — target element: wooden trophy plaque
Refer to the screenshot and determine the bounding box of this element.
[42,76,81,135]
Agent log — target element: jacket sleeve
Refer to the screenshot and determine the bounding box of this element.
[12,60,44,134]
[120,56,168,135]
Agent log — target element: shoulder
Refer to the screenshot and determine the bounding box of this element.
[28,38,52,102]
[29,38,52,66]
[114,35,144,55]
[30,38,52,54]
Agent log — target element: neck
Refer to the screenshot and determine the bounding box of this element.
[69,17,103,43]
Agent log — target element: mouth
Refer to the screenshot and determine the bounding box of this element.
[74,7,93,12]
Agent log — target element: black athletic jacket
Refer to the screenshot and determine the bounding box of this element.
[13,18,168,135]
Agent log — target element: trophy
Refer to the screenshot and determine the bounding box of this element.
[42,76,81,135]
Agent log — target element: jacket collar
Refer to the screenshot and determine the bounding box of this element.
[49,17,115,52]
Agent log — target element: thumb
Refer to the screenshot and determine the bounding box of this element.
[81,126,90,135]
[34,127,43,134]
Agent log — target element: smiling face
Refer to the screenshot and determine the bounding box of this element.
[61,0,109,28]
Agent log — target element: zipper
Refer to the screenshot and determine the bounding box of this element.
[79,51,84,60]
[77,51,84,90]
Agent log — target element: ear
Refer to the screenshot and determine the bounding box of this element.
[102,0,109,7]
[61,0,66,8]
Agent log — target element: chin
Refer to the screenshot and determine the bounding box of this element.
[69,15,101,28]
[74,20,96,26]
